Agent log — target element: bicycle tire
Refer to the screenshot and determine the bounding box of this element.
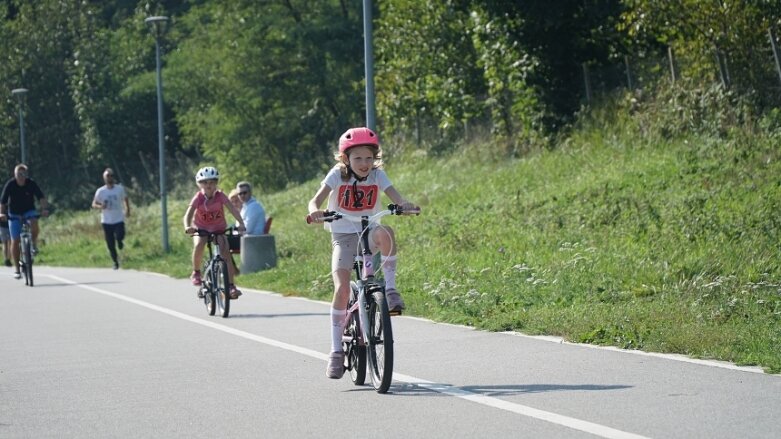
[203,263,216,316]
[204,289,216,316]
[367,288,394,393]
[22,235,33,287]
[215,258,231,318]
[345,284,366,385]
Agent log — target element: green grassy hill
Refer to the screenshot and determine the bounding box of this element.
[39,118,781,373]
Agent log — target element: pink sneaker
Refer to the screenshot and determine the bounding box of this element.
[385,289,405,312]
[326,351,345,379]
[190,270,202,286]
[229,285,242,299]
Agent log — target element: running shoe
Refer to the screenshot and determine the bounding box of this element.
[326,351,345,379]
[385,289,405,312]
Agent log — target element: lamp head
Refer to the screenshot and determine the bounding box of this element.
[144,16,169,25]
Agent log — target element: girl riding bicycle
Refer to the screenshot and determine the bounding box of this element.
[307,127,419,379]
[184,167,246,299]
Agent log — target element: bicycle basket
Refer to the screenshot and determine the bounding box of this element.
[228,232,241,254]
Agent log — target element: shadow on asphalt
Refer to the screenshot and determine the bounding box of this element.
[386,383,632,396]
[25,281,121,288]
[226,312,330,319]
[460,383,632,396]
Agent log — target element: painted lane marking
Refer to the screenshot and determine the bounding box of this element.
[46,274,650,439]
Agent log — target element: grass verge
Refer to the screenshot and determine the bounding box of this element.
[39,127,781,373]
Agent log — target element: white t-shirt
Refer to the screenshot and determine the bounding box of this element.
[94,184,127,224]
[321,166,392,234]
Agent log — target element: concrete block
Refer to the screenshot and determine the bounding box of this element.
[240,234,277,274]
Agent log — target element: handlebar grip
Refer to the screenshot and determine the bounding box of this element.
[306,211,338,224]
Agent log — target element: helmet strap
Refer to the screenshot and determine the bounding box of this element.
[347,165,367,182]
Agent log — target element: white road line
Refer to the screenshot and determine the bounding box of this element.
[243,286,773,376]
[500,332,770,375]
[46,273,650,439]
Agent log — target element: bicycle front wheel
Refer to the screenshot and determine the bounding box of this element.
[367,288,393,393]
[204,286,216,316]
[215,259,231,318]
[22,236,33,287]
[344,284,366,385]
[200,262,215,315]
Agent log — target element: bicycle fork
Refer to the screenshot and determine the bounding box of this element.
[343,282,371,347]
[354,251,374,346]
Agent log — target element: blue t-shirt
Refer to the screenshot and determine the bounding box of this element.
[241,197,266,235]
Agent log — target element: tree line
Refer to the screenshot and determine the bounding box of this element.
[1,0,780,210]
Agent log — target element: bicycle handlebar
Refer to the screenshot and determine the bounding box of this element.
[306,203,420,224]
[187,228,242,237]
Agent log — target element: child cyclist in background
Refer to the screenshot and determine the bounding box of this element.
[183,166,246,299]
[307,127,420,379]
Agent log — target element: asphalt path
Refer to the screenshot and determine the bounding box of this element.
[1,266,779,438]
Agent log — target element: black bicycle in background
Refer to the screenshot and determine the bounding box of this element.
[190,229,237,318]
[15,215,40,287]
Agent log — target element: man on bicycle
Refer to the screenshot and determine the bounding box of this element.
[0,164,49,279]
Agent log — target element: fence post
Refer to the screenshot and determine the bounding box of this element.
[668,46,677,84]
[582,62,592,105]
[769,25,781,86]
[624,55,634,89]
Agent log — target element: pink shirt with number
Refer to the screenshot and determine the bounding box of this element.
[190,190,230,232]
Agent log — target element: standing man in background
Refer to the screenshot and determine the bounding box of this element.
[92,168,130,270]
[0,214,10,267]
[236,181,266,235]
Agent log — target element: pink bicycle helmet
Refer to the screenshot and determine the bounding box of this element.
[338,127,379,153]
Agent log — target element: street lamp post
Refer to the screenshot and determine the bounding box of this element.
[11,88,28,164]
[362,0,376,131]
[145,15,170,253]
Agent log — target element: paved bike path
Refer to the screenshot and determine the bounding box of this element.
[1,266,778,438]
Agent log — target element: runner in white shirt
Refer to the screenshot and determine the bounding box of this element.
[92,168,130,269]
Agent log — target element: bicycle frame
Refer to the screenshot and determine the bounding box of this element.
[193,229,233,318]
[311,204,417,393]
[346,212,385,346]
[202,233,224,276]
[12,214,39,287]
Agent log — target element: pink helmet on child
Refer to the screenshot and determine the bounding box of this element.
[338,127,379,153]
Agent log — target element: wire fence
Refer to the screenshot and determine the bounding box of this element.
[582,25,781,107]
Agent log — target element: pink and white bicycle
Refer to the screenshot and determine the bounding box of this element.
[308,204,419,393]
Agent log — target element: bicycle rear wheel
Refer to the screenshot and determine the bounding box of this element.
[367,288,393,393]
[22,235,33,287]
[215,259,231,318]
[344,284,366,385]
[203,263,216,316]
